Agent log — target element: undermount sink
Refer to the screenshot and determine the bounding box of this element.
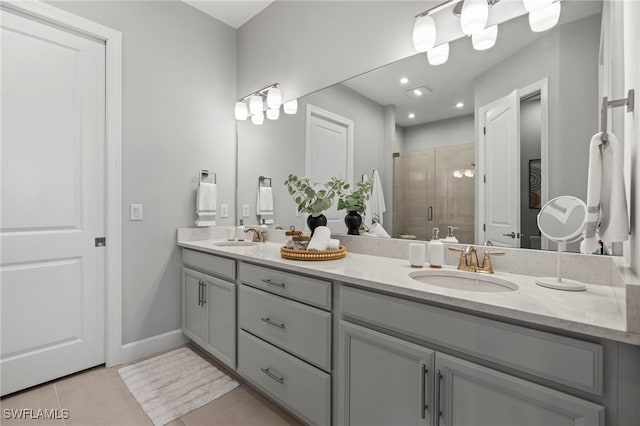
[409,269,518,293]
[213,241,257,247]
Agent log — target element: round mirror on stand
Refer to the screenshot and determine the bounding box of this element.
[535,196,588,291]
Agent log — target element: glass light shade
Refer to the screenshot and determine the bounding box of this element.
[266,87,282,109]
[412,15,436,53]
[249,95,263,115]
[464,169,475,177]
[529,2,561,32]
[427,43,449,66]
[453,169,463,178]
[266,108,280,120]
[461,0,489,35]
[283,99,298,114]
[251,111,264,125]
[234,102,248,120]
[523,0,553,12]
[472,25,498,51]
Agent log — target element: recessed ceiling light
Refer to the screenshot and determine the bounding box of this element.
[413,89,423,97]
[408,113,416,119]
[456,102,464,108]
[400,77,409,84]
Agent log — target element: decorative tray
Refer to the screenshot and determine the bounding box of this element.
[280,245,347,261]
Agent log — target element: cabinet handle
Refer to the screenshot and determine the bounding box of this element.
[428,206,433,221]
[420,363,428,420]
[261,317,285,329]
[198,280,203,306]
[260,367,284,384]
[435,369,442,426]
[201,281,207,306]
[261,278,285,288]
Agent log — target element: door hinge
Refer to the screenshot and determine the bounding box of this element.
[483,175,486,183]
[483,126,486,135]
[483,224,486,232]
[95,237,106,247]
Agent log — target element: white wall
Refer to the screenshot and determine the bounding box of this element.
[401,115,475,153]
[237,83,385,231]
[53,1,237,345]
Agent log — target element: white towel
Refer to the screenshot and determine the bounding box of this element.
[369,222,391,238]
[369,170,386,226]
[257,187,274,216]
[307,226,331,251]
[196,182,217,227]
[362,175,372,229]
[327,238,340,250]
[580,132,629,253]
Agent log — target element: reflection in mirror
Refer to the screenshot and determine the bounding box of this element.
[237,1,603,253]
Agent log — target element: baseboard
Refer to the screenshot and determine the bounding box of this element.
[121,329,188,364]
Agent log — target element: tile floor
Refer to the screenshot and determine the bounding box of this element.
[0,345,304,426]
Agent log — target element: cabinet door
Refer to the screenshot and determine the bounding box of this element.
[181,267,207,346]
[338,321,434,426]
[205,277,236,369]
[435,353,604,426]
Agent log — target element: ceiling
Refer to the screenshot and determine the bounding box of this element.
[182,0,273,28]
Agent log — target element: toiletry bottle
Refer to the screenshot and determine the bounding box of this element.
[236,219,245,241]
[443,226,459,243]
[428,227,444,268]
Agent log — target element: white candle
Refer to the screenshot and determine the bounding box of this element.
[409,243,426,268]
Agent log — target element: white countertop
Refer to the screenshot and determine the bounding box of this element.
[178,238,639,345]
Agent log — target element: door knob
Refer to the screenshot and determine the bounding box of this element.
[502,232,516,239]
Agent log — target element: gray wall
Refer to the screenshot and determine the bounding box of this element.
[237,83,385,231]
[401,115,475,153]
[53,1,237,345]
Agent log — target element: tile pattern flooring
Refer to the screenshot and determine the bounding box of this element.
[0,345,304,426]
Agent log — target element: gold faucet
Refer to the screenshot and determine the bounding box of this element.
[244,228,266,242]
[448,246,505,274]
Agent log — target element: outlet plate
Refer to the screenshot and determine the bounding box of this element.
[242,204,250,217]
[130,204,143,221]
[220,203,229,218]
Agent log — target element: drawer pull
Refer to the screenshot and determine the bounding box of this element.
[260,367,284,384]
[261,278,285,288]
[261,317,286,329]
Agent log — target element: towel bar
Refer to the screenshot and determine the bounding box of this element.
[258,176,272,188]
[600,89,634,144]
[200,169,216,184]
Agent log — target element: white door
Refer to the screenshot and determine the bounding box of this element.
[1,9,106,396]
[305,105,354,234]
[480,90,521,248]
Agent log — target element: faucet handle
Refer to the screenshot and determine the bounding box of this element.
[448,247,476,272]
[484,250,505,257]
[478,250,505,274]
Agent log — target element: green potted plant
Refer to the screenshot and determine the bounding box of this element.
[284,175,346,235]
[337,180,373,235]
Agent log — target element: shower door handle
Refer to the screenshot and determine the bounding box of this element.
[427,206,433,221]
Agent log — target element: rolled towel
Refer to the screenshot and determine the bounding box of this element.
[307,226,331,251]
[327,238,340,250]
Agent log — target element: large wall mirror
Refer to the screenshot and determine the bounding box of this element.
[237,1,604,253]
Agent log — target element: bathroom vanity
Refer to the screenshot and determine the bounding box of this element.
[178,230,640,426]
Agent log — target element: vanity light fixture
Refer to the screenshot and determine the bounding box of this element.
[283,99,298,115]
[251,111,264,125]
[427,42,449,66]
[234,102,248,121]
[472,24,498,50]
[266,86,282,109]
[522,0,553,12]
[460,0,489,35]
[235,83,297,124]
[453,169,464,178]
[266,108,280,120]
[249,95,263,116]
[412,14,437,52]
[529,1,561,32]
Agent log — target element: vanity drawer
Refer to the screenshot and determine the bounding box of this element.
[340,285,603,395]
[238,330,331,426]
[239,284,331,371]
[238,262,331,310]
[182,249,235,281]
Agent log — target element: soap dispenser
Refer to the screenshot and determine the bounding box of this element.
[443,226,459,243]
[236,219,245,241]
[428,227,444,268]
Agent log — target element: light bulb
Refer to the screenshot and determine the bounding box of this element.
[464,169,475,177]
[266,108,280,120]
[251,111,264,125]
[266,87,282,109]
[249,95,263,115]
[461,0,489,35]
[472,25,498,51]
[529,2,561,32]
[427,43,449,66]
[234,102,248,120]
[523,0,553,12]
[283,99,298,114]
[453,170,463,178]
[413,15,436,53]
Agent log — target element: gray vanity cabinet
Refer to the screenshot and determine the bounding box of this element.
[181,267,208,347]
[338,321,435,426]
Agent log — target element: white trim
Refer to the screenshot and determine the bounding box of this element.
[121,330,189,364]
[3,1,124,367]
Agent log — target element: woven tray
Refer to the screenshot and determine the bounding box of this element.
[280,245,347,261]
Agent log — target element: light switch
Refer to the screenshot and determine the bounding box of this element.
[220,203,229,218]
[130,204,143,221]
[242,204,250,217]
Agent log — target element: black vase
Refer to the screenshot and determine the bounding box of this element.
[344,211,362,235]
[307,214,327,236]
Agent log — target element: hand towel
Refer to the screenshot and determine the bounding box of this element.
[327,238,340,250]
[369,170,386,226]
[580,132,629,253]
[196,182,217,227]
[256,187,274,216]
[307,226,331,251]
[362,174,373,229]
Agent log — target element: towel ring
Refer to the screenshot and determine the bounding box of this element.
[600,89,634,144]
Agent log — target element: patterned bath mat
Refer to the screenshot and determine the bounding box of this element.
[118,347,239,426]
